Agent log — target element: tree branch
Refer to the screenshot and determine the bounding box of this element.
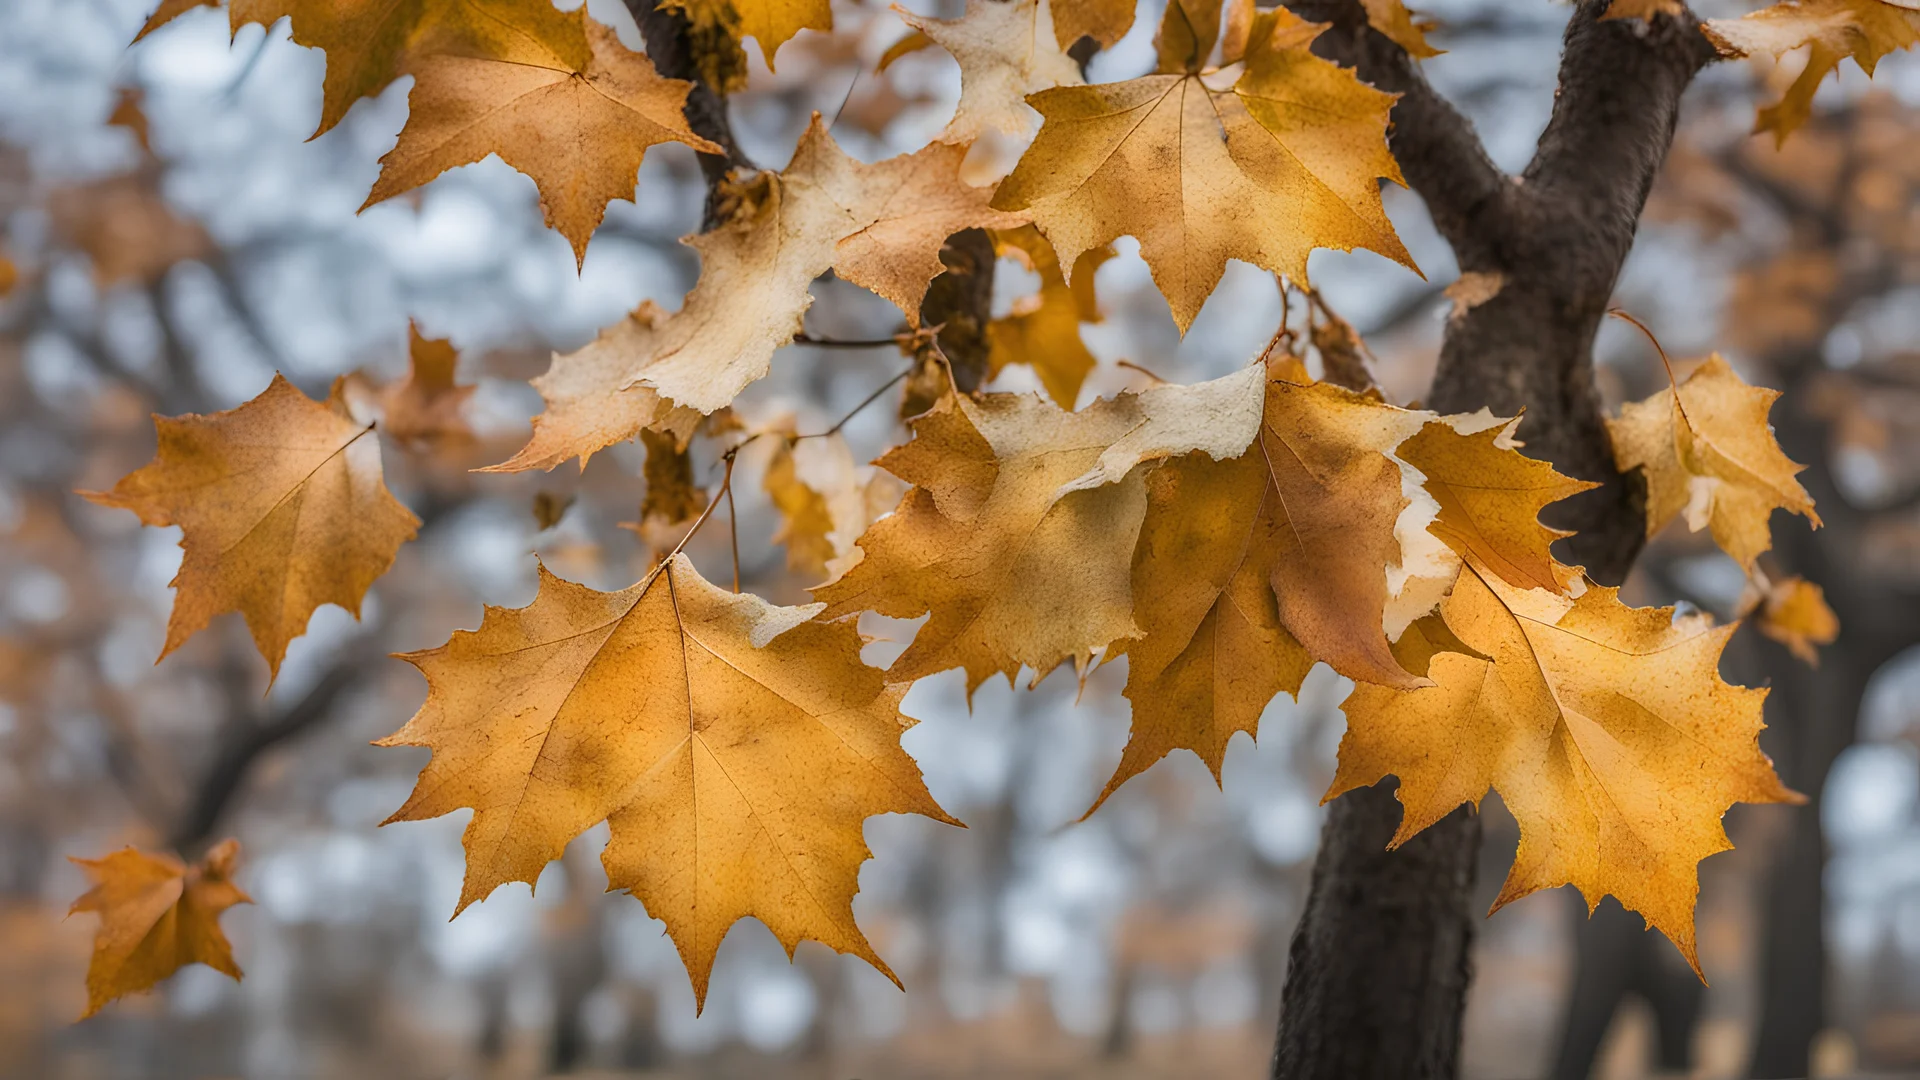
[1283,0,1515,265]
[630,1,754,226]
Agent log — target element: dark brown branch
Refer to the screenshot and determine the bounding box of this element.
[1274,5,1718,1078]
[630,1,754,225]
[1283,0,1515,265]
[167,641,369,855]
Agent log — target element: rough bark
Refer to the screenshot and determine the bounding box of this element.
[1272,4,1712,1076]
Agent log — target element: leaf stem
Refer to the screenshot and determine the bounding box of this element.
[796,334,906,348]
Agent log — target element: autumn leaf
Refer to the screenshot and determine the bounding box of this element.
[898,0,1085,143]
[69,840,250,1019]
[817,366,1267,693]
[1333,560,1799,970]
[993,6,1415,332]
[1706,0,1920,143]
[48,174,213,287]
[364,11,722,266]
[987,226,1113,409]
[1052,0,1135,48]
[1086,370,1444,810]
[1743,572,1840,665]
[1396,416,1597,594]
[377,555,957,1007]
[380,323,475,448]
[763,431,887,581]
[485,303,703,473]
[83,375,419,679]
[625,117,1026,414]
[639,429,706,528]
[670,0,831,71]
[1360,0,1441,58]
[1608,354,1820,569]
[1092,449,1314,813]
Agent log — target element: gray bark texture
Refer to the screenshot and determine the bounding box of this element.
[1270,3,1714,1077]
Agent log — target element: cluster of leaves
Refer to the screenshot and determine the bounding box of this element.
[68,0,1902,1018]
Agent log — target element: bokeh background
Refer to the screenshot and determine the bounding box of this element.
[2,0,1919,1076]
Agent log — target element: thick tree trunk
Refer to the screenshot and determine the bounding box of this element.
[1271,4,1712,1076]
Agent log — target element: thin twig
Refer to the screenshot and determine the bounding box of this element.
[796,334,906,348]
[801,367,911,440]
[726,478,741,594]
[1116,359,1170,385]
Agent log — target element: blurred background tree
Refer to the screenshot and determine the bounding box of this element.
[0,0,1916,1077]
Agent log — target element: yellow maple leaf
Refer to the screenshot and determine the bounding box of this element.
[763,431,884,581]
[364,12,721,266]
[987,226,1113,409]
[1608,354,1820,569]
[1744,572,1841,665]
[69,840,250,1019]
[1360,0,1441,58]
[816,366,1267,694]
[83,375,419,679]
[671,0,830,71]
[992,7,1415,332]
[1332,561,1800,971]
[625,116,1026,414]
[380,323,475,448]
[1396,416,1598,594]
[485,304,703,473]
[1088,371,1445,811]
[1051,0,1135,48]
[1093,449,1314,813]
[636,429,706,529]
[377,555,957,1007]
[898,0,1085,143]
[1706,0,1920,143]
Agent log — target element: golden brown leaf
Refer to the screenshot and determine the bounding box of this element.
[485,304,703,473]
[628,117,1026,414]
[377,556,957,1007]
[83,375,419,678]
[48,174,213,287]
[993,7,1415,332]
[1396,417,1597,594]
[381,323,475,448]
[1332,561,1799,971]
[672,0,830,70]
[1094,449,1313,813]
[987,226,1112,409]
[531,490,575,531]
[1088,371,1456,810]
[763,432,881,581]
[69,840,250,1019]
[1052,0,1136,48]
[108,88,152,156]
[817,367,1267,693]
[1360,0,1441,57]
[1745,572,1840,664]
[899,0,1085,143]
[1706,0,1920,143]
[364,12,721,266]
[1609,355,1820,569]
[639,429,706,528]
